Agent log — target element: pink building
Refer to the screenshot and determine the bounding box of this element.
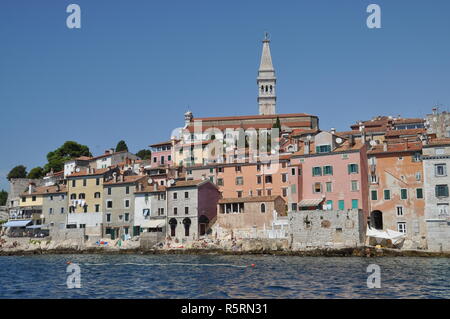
[149,141,173,168]
[288,132,369,219]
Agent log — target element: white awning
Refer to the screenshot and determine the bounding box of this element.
[3,220,32,228]
[298,199,324,207]
[141,219,166,228]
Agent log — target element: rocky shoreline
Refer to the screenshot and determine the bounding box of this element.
[1,242,449,258]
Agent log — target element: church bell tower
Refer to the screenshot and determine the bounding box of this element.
[257,33,277,115]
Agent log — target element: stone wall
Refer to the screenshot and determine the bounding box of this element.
[50,228,85,243]
[288,209,365,250]
[140,232,165,249]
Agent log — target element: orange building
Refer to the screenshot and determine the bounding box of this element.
[367,140,427,249]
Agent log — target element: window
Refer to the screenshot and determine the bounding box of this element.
[106,214,111,222]
[173,192,178,200]
[21,197,25,202]
[435,164,447,177]
[267,189,272,196]
[371,190,378,201]
[291,203,298,211]
[265,175,272,183]
[257,175,262,184]
[323,166,333,176]
[217,178,224,186]
[384,190,391,200]
[125,213,129,221]
[312,167,322,176]
[235,166,241,172]
[83,179,87,187]
[124,200,130,208]
[338,200,345,211]
[282,188,288,197]
[370,175,378,184]
[94,192,101,198]
[50,196,53,201]
[437,204,449,217]
[348,164,359,174]
[70,194,76,200]
[400,189,408,200]
[185,207,189,215]
[416,188,423,199]
[83,206,88,213]
[435,185,449,198]
[412,152,421,162]
[96,178,100,186]
[126,186,130,194]
[351,181,359,192]
[260,203,266,213]
[415,172,421,181]
[32,196,36,202]
[316,145,331,153]
[397,222,406,233]
[49,208,53,215]
[237,191,243,198]
[72,180,76,187]
[159,208,165,216]
[291,168,296,176]
[313,182,322,193]
[236,177,244,185]
[351,199,358,209]
[78,193,85,199]
[396,206,404,216]
[107,200,113,209]
[257,189,262,196]
[257,164,261,172]
[61,207,65,214]
[326,182,332,193]
[107,188,112,195]
[282,173,288,183]
[326,200,333,210]
[184,192,189,199]
[95,204,100,212]
[173,207,178,215]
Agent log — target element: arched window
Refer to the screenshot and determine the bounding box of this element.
[94,192,101,198]
[270,85,273,93]
[70,194,76,200]
[265,85,268,92]
[183,218,191,237]
[78,193,86,199]
[169,218,177,237]
[260,203,266,213]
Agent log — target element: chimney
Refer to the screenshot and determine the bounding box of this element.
[383,140,388,152]
[349,135,355,147]
[359,125,366,143]
[304,135,312,155]
[330,128,336,135]
[28,183,35,194]
[153,183,158,192]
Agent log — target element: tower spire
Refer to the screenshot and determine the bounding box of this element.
[257,32,276,115]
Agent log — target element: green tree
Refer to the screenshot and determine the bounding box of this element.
[27,167,44,179]
[7,165,27,181]
[136,149,152,160]
[44,141,92,173]
[115,140,129,152]
[0,190,8,206]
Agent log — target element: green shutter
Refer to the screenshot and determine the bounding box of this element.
[338,200,345,210]
[416,188,423,199]
[371,190,378,200]
[352,199,358,209]
[401,189,407,200]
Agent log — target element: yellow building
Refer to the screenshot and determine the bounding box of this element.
[18,184,45,223]
[66,167,117,228]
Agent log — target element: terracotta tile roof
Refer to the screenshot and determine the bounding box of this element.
[218,195,283,204]
[91,150,128,161]
[103,175,147,185]
[393,118,425,125]
[292,140,365,157]
[74,156,93,161]
[67,168,110,178]
[185,122,313,133]
[168,179,211,188]
[21,184,67,197]
[149,140,172,147]
[425,138,450,146]
[385,128,426,137]
[135,184,167,194]
[368,141,422,154]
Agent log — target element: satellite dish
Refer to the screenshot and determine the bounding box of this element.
[335,137,343,144]
[147,178,153,184]
[370,140,377,146]
[169,179,175,185]
[75,167,81,172]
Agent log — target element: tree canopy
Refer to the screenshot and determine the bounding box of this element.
[27,167,44,179]
[0,190,8,206]
[115,140,129,152]
[136,149,152,160]
[44,141,92,173]
[7,165,27,181]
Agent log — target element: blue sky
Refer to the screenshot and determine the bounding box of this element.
[0,0,449,190]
